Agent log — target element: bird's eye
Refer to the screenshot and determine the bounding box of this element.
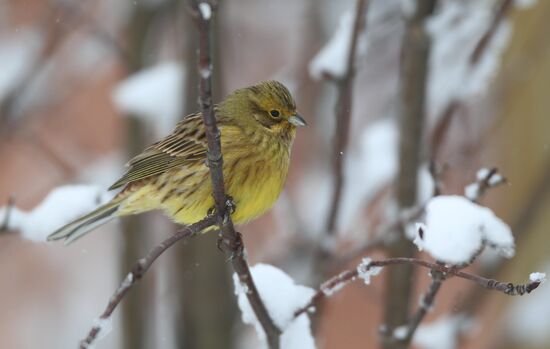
[270,110,280,118]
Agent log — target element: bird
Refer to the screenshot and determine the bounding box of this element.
[47,80,306,244]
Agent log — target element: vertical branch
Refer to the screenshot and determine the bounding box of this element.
[383,1,437,348]
[175,2,237,347]
[325,0,369,236]
[187,2,281,348]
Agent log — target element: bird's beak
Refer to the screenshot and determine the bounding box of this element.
[288,114,307,127]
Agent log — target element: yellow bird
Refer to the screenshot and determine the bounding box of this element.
[48,80,306,244]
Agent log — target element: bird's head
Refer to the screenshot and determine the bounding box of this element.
[219,80,306,137]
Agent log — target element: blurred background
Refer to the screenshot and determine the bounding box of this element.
[0,0,549,348]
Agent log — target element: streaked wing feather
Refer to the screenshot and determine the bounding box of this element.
[109,113,207,190]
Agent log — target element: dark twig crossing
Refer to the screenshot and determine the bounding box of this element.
[325,0,370,236]
[294,257,542,319]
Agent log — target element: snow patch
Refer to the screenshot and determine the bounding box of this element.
[529,272,546,284]
[0,185,112,242]
[356,257,383,285]
[414,316,472,349]
[413,196,514,264]
[0,30,41,102]
[112,61,185,135]
[198,2,212,20]
[427,1,512,119]
[309,8,367,80]
[233,264,316,349]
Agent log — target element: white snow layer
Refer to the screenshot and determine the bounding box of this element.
[198,2,212,20]
[112,61,185,135]
[426,1,512,119]
[414,315,472,349]
[529,272,546,284]
[338,118,398,230]
[0,30,41,102]
[233,264,316,349]
[0,184,112,242]
[309,10,356,80]
[506,262,550,346]
[356,257,383,285]
[92,316,113,342]
[413,196,515,264]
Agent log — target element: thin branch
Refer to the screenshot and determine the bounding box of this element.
[294,257,542,319]
[0,196,16,233]
[470,0,514,65]
[79,216,216,349]
[325,0,369,236]
[187,1,281,348]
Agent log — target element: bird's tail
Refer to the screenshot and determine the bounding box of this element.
[47,201,120,244]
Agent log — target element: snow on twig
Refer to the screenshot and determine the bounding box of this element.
[413,195,515,265]
[234,264,316,349]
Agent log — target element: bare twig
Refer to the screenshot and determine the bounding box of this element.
[187,1,281,348]
[325,0,369,236]
[294,257,542,319]
[465,167,506,203]
[0,196,16,233]
[79,216,216,349]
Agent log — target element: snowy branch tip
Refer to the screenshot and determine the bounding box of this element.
[198,2,212,20]
[413,195,515,265]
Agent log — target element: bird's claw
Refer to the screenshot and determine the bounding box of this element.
[207,196,236,221]
[225,196,236,214]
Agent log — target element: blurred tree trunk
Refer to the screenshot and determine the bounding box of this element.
[172,3,237,348]
[383,2,436,348]
[119,3,159,349]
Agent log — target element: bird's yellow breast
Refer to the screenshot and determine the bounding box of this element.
[118,124,292,226]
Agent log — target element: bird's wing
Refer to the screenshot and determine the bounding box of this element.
[109,113,207,190]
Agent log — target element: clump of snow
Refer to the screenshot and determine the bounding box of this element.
[309,7,368,80]
[121,272,134,288]
[0,30,41,102]
[464,168,506,200]
[413,196,515,264]
[233,264,316,349]
[356,257,383,285]
[427,1,512,119]
[463,183,480,202]
[529,272,546,284]
[393,325,408,340]
[475,168,491,181]
[338,118,398,230]
[515,0,538,9]
[112,61,185,135]
[198,2,212,20]
[92,316,113,342]
[414,316,473,349]
[0,185,112,242]
[320,274,349,297]
[506,262,550,346]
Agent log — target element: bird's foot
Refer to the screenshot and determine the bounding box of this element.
[225,196,236,214]
[207,196,236,222]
